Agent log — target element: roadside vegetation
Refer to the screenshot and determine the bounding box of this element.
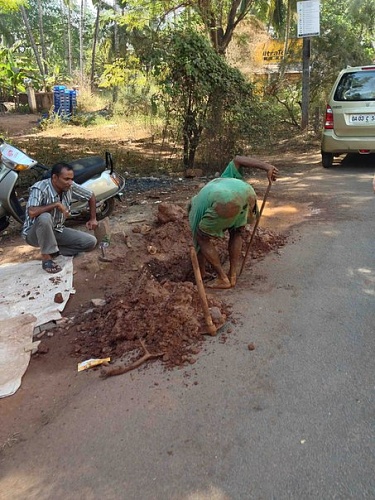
[0,0,374,175]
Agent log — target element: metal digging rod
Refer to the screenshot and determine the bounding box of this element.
[239,179,272,277]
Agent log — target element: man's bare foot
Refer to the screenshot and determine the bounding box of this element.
[205,277,232,289]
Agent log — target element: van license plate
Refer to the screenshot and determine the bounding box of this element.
[349,114,375,124]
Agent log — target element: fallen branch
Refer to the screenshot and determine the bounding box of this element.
[101,340,163,378]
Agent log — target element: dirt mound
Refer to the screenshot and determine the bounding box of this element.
[71,274,229,374]
[55,204,287,375]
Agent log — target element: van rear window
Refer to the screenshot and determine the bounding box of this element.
[334,71,375,101]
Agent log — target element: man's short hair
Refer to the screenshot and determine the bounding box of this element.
[51,161,74,177]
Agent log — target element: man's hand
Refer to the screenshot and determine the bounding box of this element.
[55,202,70,218]
[87,194,98,230]
[86,218,98,231]
[267,166,279,183]
[28,201,69,219]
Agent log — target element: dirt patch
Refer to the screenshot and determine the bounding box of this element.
[43,204,287,374]
[0,113,40,136]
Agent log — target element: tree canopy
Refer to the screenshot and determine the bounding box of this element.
[0,0,374,167]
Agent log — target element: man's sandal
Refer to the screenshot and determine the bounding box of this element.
[42,259,62,274]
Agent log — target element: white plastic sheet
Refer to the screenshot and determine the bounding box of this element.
[0,257,74,398]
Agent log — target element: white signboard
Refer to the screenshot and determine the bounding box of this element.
[297,0,320,37]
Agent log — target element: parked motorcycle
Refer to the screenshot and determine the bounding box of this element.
[0,138,125,233]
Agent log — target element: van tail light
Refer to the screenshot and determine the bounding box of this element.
[324,105,334,129]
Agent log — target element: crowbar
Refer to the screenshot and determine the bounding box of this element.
[190,247,217,336]
[239,179,272,277]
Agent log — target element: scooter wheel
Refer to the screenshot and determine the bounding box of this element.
[96,198,115,220]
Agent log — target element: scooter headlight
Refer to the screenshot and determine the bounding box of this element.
[14,164,30,171]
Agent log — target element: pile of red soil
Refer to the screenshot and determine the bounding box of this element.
[71,273,229,372]
[66,203,286,373]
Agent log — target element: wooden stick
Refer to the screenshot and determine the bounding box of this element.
[102,340,163,378]
[190,246,217,336]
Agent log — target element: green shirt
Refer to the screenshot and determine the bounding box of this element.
[188,176,257,248]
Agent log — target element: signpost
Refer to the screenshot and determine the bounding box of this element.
[297,0,320,129]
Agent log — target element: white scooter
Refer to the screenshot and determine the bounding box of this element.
[0,138,125,232]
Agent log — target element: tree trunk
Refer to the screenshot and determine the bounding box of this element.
[20,6,46,86]
[79,0,86,85]
[197,0,254,54]
[112,2,120,103]
[182,108,202,170]
[37,0,48,77]
[67,1,72,75]
[90,0,101,92]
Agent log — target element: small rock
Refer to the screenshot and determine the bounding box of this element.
[147,245,157,255]
[247,343,255,351]
[156,203,185,224]
[91,298,106,307]
[54,292,64,303]
[38,343,50,354]
[209,306,223,322]
[140,224,152,234]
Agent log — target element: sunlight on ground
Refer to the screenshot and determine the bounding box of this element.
[39,117,161,143]
[321,230,341,237]
[261,200,311,232]
[184,485,230,500]
[0,472,53,500]
[262,203,298,217]
[0,243,38,265]
[347,267,375,296]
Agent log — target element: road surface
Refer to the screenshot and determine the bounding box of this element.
[1,158,374,499]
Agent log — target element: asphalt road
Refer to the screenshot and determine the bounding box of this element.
[1,157,374,499]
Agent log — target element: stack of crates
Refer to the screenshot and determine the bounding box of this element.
[53,85,77,117]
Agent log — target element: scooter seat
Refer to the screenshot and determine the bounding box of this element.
[68,156,107,185]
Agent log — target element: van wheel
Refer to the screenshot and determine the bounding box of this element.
[322,152,333,168]
[96,198,115,220]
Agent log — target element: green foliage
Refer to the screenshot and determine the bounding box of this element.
[0,0,26,12]
[0,43,39,96]
[111,83,156,117]
[99,55,141,89]
[153,28,262,168]
[310,0,375,108]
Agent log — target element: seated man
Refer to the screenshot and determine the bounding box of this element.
[22,161,98,274]
[189,155,278,289]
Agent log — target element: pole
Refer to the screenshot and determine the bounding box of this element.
[239,179,272,277]
[301,36,310,130]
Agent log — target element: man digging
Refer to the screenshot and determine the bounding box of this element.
[188,156,278,289]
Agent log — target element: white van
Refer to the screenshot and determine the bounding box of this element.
[321,65,375,168]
